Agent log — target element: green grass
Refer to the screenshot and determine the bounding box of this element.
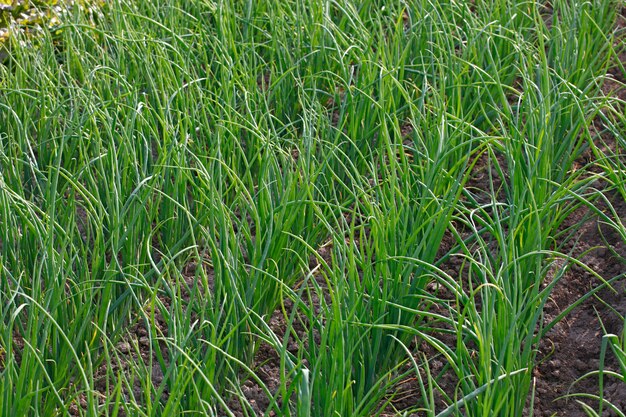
[0,0,623,416]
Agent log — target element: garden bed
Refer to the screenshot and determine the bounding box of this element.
[0,1,625,416]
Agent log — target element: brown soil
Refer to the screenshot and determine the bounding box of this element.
[532,196,626,417]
